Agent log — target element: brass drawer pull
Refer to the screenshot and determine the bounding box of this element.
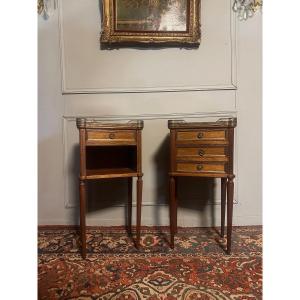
[198,149,205,156]
[109,133,115,139]
[197,132,204,139]
[197,164,203,171]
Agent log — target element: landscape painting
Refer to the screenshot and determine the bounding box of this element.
[115,0,188,32]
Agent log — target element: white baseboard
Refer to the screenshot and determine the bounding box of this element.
[38,215,262,227]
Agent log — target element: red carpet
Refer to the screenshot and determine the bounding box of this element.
[38,226,262,299]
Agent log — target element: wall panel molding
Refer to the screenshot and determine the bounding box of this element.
[62,84,238,95]
[58,0,237,94]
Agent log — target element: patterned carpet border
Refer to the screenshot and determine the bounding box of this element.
[38,226,262,300]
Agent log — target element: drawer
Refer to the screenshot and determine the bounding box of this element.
[176,147,228,162]
[86,130,136,145]
[176,162,226,174]
[176,130,227,145]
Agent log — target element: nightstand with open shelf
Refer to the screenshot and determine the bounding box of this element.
[76,118,144,258]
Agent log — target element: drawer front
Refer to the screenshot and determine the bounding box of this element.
[86,130,136,145]
[176,162,226,174]
[176,147,228,162]
[176,130,227,145]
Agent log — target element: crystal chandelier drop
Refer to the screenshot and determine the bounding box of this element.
[38,0,57,18]
[233,0,262,20]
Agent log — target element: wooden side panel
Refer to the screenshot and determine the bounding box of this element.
[227,128,234,174]
[136,129,142,175]
[170,129,176,173]
[79,128,86,177]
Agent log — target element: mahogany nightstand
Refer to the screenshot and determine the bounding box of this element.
[168,118,237,254]
[76,118,144,258]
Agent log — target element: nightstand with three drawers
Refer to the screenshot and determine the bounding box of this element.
[168,118,237,254]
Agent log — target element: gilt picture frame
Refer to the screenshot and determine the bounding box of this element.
[100,0,201,46]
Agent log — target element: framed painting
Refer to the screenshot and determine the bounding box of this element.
[100,0,201,46]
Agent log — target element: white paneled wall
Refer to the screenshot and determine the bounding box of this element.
[60,0,235,93]
[38,0,262,226]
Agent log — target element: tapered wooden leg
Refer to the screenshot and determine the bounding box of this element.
[169,176,176,249]
[127,178,133,235]
[174,177,178,234]
[79,179,87,259]
[226,175,235,254]
[136,176,143,249]
[221,178,227,237]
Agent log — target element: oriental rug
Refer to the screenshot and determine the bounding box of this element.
[38,226,262,300]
